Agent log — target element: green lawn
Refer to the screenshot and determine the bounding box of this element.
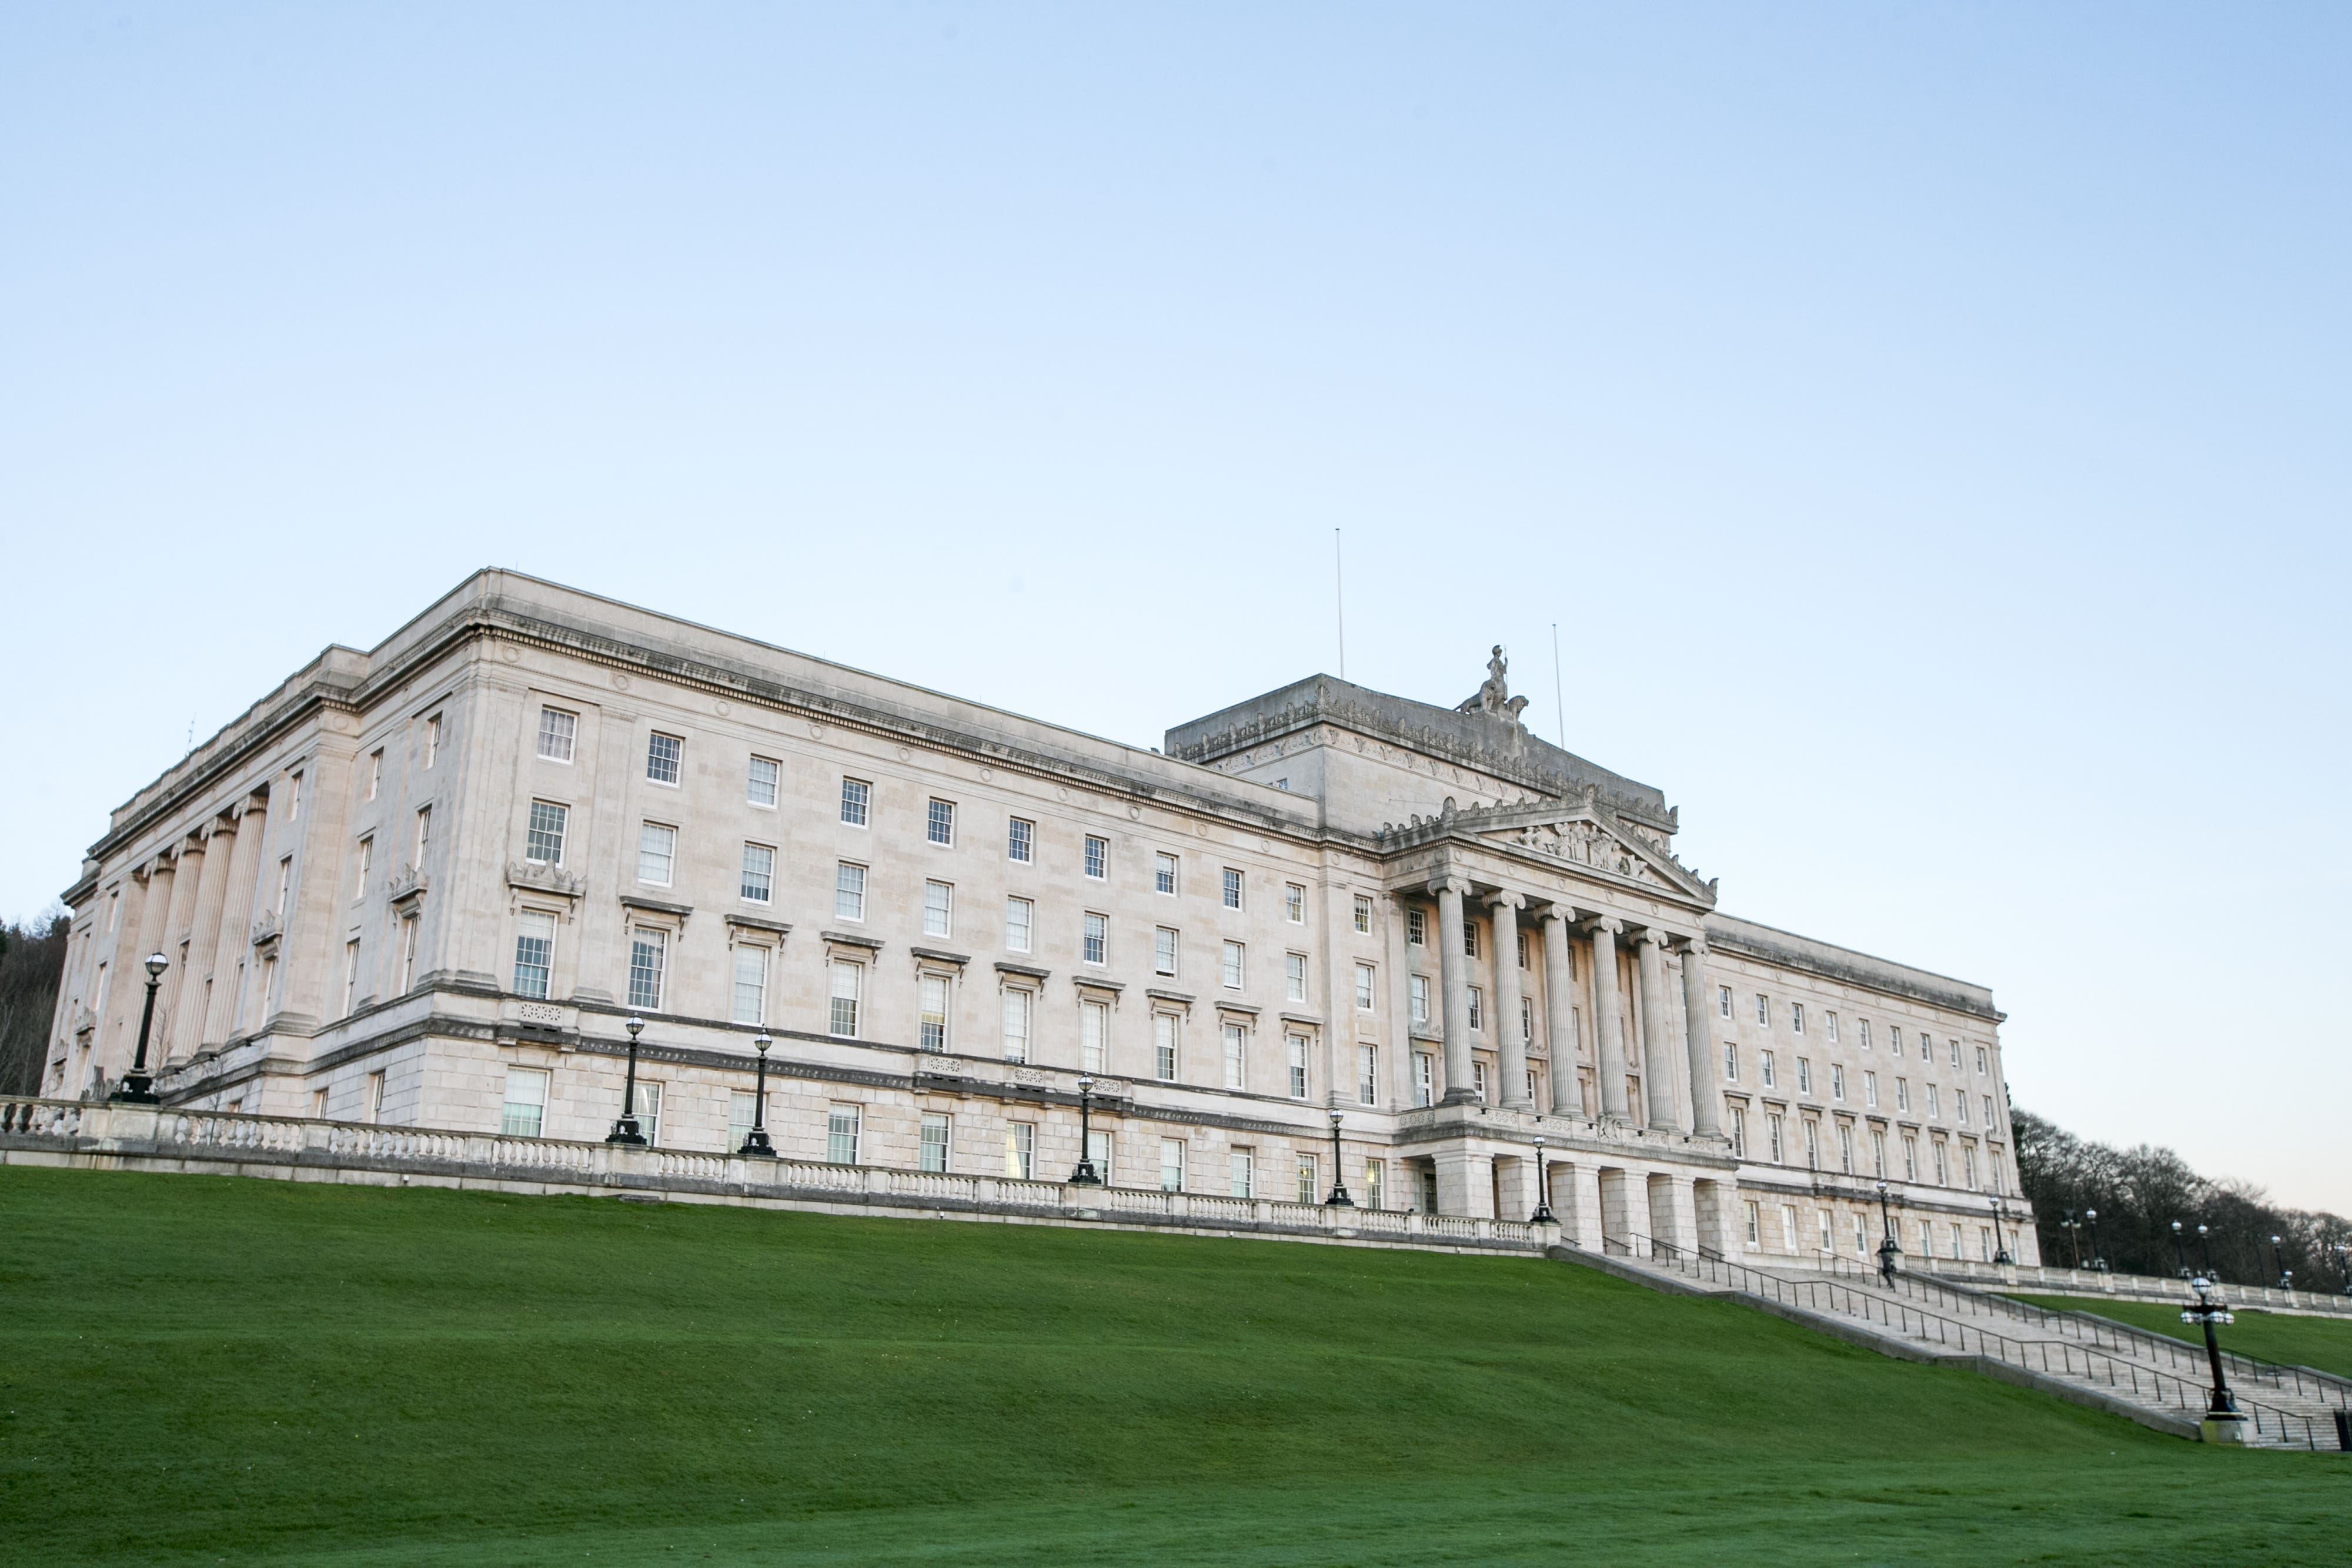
[2,1167,2343,1566]
[2012,1293,2352,1382]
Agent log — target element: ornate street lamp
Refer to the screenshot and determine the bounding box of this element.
[2180,1278,2243,1433]
[2058,1209,2083,1269]
[2196,1222,2216,1280]
[1991,1196,2015,1266]
[606,1015,648,1145]
[109,952,170,1104]
[2085,1207,2106,1272]
[2332,1243,2352,1297]
[2170,1219,2189,1278]
[1070,1076,1102,1185]
[2266,1234,2289,1291]
[738,1032,776,1158]
[1528,1134,1555,1224]
[1875,1179,1902,1289]
[1324,1109,1353,1207]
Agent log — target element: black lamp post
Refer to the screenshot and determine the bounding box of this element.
[2058,1209,2083,1269]
[109,951,169,1104]
[1528,1134,1555,1224]
[2170,1219,2189,1278]
[2180,1278,2240,1424]
[2266,1234,2288,1291]
[739,1032,776,1158]
[606,1015,647,1145]
[1875,1179,1902,1289]
[2196,1222,2215,1280]
[1991,1196,2015,1266]
[1325,1109,1353,1206]
[2333,1243,2351,1297]
[2085,1206,2106,1271]
[1070,1075,1101,1185]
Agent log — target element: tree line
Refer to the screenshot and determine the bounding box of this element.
[0,910,71,1096]
[2014,1106,2350,1292]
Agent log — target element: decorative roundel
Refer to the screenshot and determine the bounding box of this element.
[979,767,993,781]
[497,643,523,664]
[897,746,911,761]
[714,700,731,717]
[1196,821,1209,837]
[810,723,824,738]
[1128,805,1142,820]
[1056,787,1070,802]
[610,672,630,691]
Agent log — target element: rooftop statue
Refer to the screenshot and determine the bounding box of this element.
[1458,644,1529,726]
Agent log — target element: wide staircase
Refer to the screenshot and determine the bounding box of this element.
[1591,1234,2352,1452]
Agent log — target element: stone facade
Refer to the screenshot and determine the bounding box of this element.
[41,571,2037,1266]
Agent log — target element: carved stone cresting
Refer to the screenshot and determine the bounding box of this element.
[1458,645,1530,726]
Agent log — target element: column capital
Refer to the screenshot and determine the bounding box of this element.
[1629,926,1669,950]
[1426,874,1475,900]
[1484,889,1525,914]
[1582,914,1622,938]
[1538,904,1575,928]
[1678,934,1708,958]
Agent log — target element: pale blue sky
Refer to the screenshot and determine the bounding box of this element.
[4,5,2345,1209]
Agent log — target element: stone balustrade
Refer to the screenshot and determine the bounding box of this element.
[0,1096,1551,1258]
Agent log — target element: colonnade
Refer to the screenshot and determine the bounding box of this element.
[101,791,274,1082]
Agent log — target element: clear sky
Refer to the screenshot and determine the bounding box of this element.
[4,5,2344,1211]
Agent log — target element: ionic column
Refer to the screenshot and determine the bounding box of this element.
[200,800,268,1046]
[1585,915,1631,1122]
[105,860,171,1076]
[168,822,237,1061]
[1678,936,1723,1138]
[1430,875,1476,1104]
[1632,928,1679,1132]
[1539,908,1580,1116]
[154,837,211,1060]
[1488,891,1531,1108]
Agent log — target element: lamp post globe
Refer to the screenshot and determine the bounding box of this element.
[2266,1234,2288,1291]
[739,1032,777,1158]
[607,1015,648,1145]
[2170,1219,2189,1278]
[1528,1134,1556,1225]
[1324,1109,1353,1207]
[2085,1207,2106,1272]
[2196,1222,2215,1278]
[1070,1075,1101,1186]
[1875,1179,1902,1289]
[109,951,170,1104]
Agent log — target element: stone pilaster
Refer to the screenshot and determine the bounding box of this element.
[1678,936,1722,1138]
[1488,891,1530,1108]
[1431,875,1476,1105]
[200,802,267,1047]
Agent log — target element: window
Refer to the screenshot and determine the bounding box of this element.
[1006,897,1034,953]
[1718,985,1733,1018]
[1358,1045,1378,1105]
[1830,1064,1846,1102]
[1406,908,1426,945]
[413,806,432,865]
[1353,895,1373,934]
[1766,1113,1785,1163]
[1978,1225,1992,1262]
[827,1104,861,1165]
[1229,1148,1255,1198]
[1295,1152,1318,1204]
[1780,1205,1798,1253]
[1355,963,1376,1011]
[513,912,554,998]
[739,843,775,904]
[834,862,867,921]
[526,801,568,865]
[927,799,955,846]
[635,823,676,885]
[1744,1201,1760,1248]
[1409,974,1430,1027]
[1155,852,1178,895]
[1287,1034,1309,1098]
[727,944,769,1025]
[1819,1212,1834,1253]
[1007,817,1034,862]
[1956,1091,1969,1126]
[920,1113,952,1172]
[1083,912,1107,965]
[840,778,871,826]
[1414,1052,1434,1107]
[1081,998,1108,1072]
[367,748,383,801]
[1364,1158,1385,1210]
[1859,1019,1873,1051]
[1792,1004,1805,1035]
[1004,1122,1034,1181]
[1001,988,1033,1062]
[1975,1045,1988,1076]
[1087,1129,1113,1185]
[1284,952,1308,1002]
[500,1067,549,1136]
[1221,941,1245,989]
[1084,835,1108,880]
[1159,1138,1186,1192]
[354,835,373,900]
[632,1082,664,1146]
[1516,930,1529,969]
[342,940,361,1017]
[1889,1026,1903,1057]
[398,914,420,991]
[1467,987,1483,1033]
[1963,1144,1979,1189]
[366,1069,385,1122]
[1949,1038,1963,1069]
[1759,1051,1776,1088]
[1825,1011,1839,1044]
[627,928,667,1011]
[1463,922,1479,958]
[1723,1043,1739,1082]
[1864,1071,1879,1108]
[537,708,577,763]
[1803,1119,1819,1169]
[1154,1013,1179,1081]
[1153,927,1178,976]
[1926,1084,1941,1119]
[1755,994,1769,1026]
[1221,868,1244,909]
[1871,1129,1887,1178]
[646,733,681,785]
[1284,884,1305,923]
[1796,1058,1812,1096]
[920,973,950,1050]
[1983,1094,1996,1129]
[1896,1077,1910,1112]
[1902,1136,1919,1182]
[747,755,779,807]
[1933,1141,1949,1186]
[828,960,861,1037]
[1222,1022,1246,1088]
[1729,1108,1748,1158]
[1473,1061,1489,1102]
[423,714,442,769]
[924,880,954,938]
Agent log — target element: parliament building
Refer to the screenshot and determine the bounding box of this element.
[42,570,2036,1266]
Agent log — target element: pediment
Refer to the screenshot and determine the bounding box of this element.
[1470,804,1712,900]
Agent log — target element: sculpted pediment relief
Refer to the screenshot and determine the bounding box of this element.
[1379,793,1713,904]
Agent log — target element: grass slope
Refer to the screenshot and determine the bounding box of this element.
[2011,1293,2352,1382]
[2,1167,2343,1566]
